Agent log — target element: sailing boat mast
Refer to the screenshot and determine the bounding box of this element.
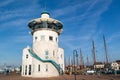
[87,55,89,66]
[103,34,109,64]
[92,40,96,64]
[69,56,71,66]
[80,48,83,66]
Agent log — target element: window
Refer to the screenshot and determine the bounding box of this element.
[49,36,53,41]
[45,51,49,55]
[42,21,47,28]
[26,54,28,59]
[46,64,48,72]
[22,65,24,75]
[56,37,57,42]
[33,65,35,72]
[25,65,27,75]
[29,65,31,75]
[38,65,40,72]
[61,54,62,59]
[41,35,45,41]
[45,51,49,59]
[35,37,37,40]
[61,64,63,69]
[53,51,55,57]
[45,56,48,59]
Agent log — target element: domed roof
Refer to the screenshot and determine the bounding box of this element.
[28,11,63,35]
[41,11,50,15]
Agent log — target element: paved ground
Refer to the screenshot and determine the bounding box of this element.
[0,73,120,80]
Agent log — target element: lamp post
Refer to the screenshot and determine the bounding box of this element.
[73,50,78,80]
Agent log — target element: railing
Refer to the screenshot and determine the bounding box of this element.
[28,49,63,75]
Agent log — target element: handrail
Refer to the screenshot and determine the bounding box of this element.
[28,49,63,75]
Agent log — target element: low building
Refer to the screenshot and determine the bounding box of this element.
[111,60,120,70]
[94,62,104,69]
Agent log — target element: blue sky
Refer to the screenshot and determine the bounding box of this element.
[0,0,120,66]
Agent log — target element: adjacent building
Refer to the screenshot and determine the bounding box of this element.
[111,60,120,70]
[93,62,104,69]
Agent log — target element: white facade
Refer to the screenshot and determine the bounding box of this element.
[94,62,104,69]
[111,62,120,70]
[22,12,64,77]
[94,64,104,69]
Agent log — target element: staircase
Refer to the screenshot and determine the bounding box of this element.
[28,49,63,75]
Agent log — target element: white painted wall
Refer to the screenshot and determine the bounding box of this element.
[41,13,50,18]
[111,62,119,70]
[22,46,60,77]
[58,48,65,72]
[33,30,59,61]
[22,46,33,77]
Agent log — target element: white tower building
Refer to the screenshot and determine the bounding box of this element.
[21,11,64,77]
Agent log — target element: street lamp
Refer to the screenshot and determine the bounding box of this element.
[73,50,78,80]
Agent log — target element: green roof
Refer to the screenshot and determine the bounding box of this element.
[41,11,50,15]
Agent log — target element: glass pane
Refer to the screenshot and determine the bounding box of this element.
[38,65,40,71]
[29,65,31,75]
[42,21,47,28]
[45,51,49,55]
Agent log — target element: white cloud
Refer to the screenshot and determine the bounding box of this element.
[52,0,90,18]
[108,32,120,43]
[0,0,40,22]
[58,0,112,59]
[0,0,14,7]
[0,19,28,31]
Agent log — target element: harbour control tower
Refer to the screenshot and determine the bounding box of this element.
[21,11,64,77]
